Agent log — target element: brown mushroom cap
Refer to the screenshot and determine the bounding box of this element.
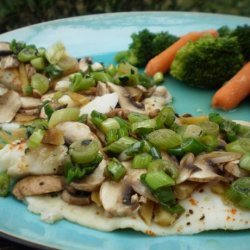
[12,175,65,200]
[61,190,91,206]
[99,181,140,216]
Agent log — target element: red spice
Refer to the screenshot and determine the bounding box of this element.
[145,230,156,236]
[231,208,237,215]
[189,198,198,206]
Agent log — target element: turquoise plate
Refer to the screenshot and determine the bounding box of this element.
[0,12,250,250]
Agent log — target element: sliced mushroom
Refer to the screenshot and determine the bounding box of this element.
[19,108,40,116]
[176,153,196,184]
[0,42,12,56]
[96,81,110,96]
[61,189,91,206]
[0,68,22,91]
[56,122,96,144]
[0,90,21,123]
[20,97,42,109]
[224,161,248,178]
[99,181,140,216]
[125,86,143,102]
[70,159,107,192]
[78,58,89,73]
[143,86,172,113]
[12,175,65,200]
[188,152,242,182]
[124,168,157,202]
[0,84,8,96]
[79,92,118,116]
[107,82,145,113]
[0,55,19,69]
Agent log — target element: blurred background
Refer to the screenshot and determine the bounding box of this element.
[0,0,249,33]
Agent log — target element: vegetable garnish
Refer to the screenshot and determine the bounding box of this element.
[145,29,218,76]
[212,62,250,110]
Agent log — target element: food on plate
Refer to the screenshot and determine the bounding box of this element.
[145,29,218,77]
[170,35,244,89]
[115,29,179,67]
[0,36,250,236]
[212,62,250,110]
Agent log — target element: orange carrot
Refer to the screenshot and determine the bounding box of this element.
[212,62,250,110]
[145,29,218,76]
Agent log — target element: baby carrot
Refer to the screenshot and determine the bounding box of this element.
[212,62,250,110]
[145,29,218,76]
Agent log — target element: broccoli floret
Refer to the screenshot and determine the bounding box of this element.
[217,24,250,61]
[231,25,250,61]
[217,25,232,37]
[170,35,244,89]
[115,29,178,67]
[151,32,179,57]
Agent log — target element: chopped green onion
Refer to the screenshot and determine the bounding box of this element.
[148,159,178,180]
[90,110,107,128]
[153,72,164,85]
[239,154,250,171]
[131,119,156,134]
[0,172,10,197]
[38,47,46,57]
[226,138,250,154]
[113,116,130,130]
[70,73,95,92]
[90,71,113,83]
[117,62,138,75]
[23,85,33,96]
[119,141,145,161]
[45,42,65,65]
[199,121,219,136]
[143,171,175,190]
[118,127,129,137]
[156,106,175,128]
[132,153,152,169]
[149,146,162,159]
[128,112,149,123]
[147,129,182,150]
[225,177,250,209]
[48,107,79,128]
[64,159,86,183]
[31,73,49,95]
[167,147,185,157]
[181,138,206,155]
[44,64,63,79]
[27,129,45,149]
[105,159,126,182]
[183,125,202,139]
[69,139,99,164]
[30,57,46,70]
[44,102,54,120]
[10,39,26,54]
[106,129,119,144]
[199,135,219,152]
[100,118,120,133]
[17,46,37,62]
[209,113,240,142]
[106,64,117,76]
[105,136,138,153]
